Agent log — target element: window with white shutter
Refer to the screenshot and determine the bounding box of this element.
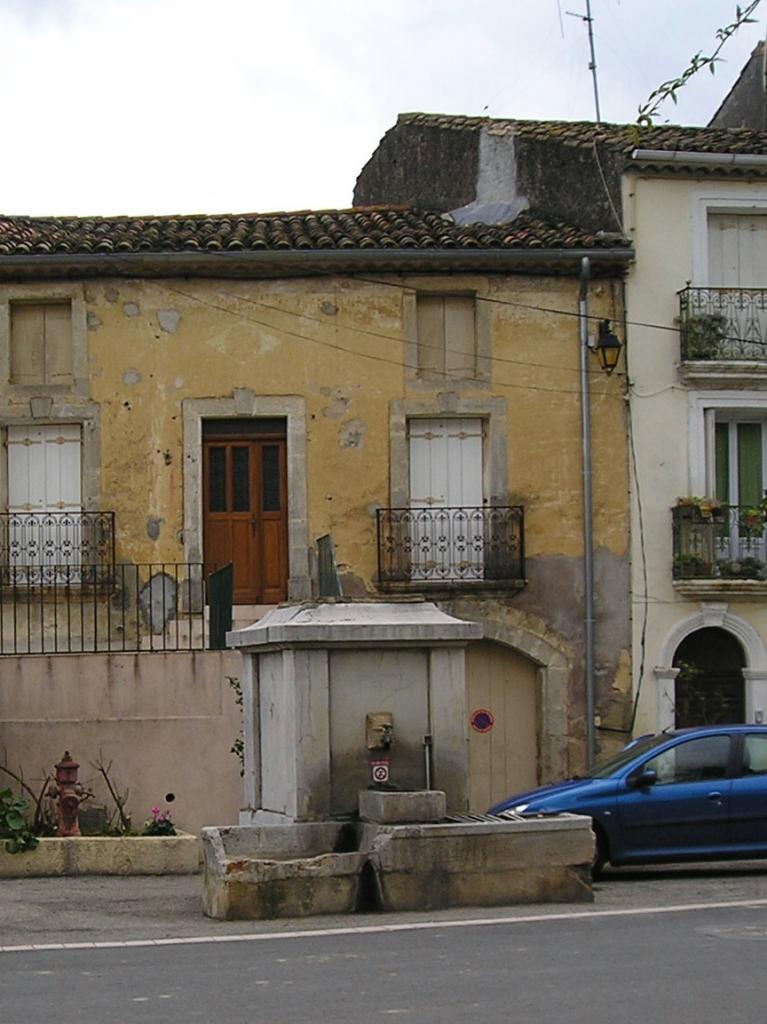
[407,417,485,579]
[6,423,83,582]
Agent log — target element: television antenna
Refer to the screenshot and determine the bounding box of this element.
[566,0,602,122]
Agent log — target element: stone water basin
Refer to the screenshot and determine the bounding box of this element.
[202,822,366,920]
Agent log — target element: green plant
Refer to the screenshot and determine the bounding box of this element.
[227,675,244,777]
[142,805,176,837]
[636,2,761,129]
[717,557,765,580]
[0,788,38,854]
[673,553,708,579]
[680,313,729,360]
[739,506,766,532]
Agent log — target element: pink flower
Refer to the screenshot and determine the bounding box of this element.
[151,805,161,817]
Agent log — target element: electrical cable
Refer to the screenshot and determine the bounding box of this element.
[163,283,626,399]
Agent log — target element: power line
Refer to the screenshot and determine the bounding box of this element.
[164,284,624,399]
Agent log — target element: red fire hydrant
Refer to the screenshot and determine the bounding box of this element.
[48,751,89,837]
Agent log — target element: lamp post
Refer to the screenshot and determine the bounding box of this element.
[579,260,623,769]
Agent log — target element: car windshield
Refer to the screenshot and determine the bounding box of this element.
[585,733,670,779]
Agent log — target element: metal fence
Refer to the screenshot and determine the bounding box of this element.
[0,510,116,585]
[672,504,767,581]
[377,506,525,587]
[0,562,214,655]
[678,286,767,361]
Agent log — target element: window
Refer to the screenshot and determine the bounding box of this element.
[5,423,83,582]
[714,416,765,507]
[416,294,477,378]
[9,301,73,386]
[643,734,731,785]
[707,213,767,288]
[407,417,485,580]
[743,734,767,775]
[711,414,767,564]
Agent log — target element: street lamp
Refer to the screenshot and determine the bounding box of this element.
[592,319,622,375]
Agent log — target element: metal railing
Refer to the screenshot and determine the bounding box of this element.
[0,510,115,584]
[0,562,212,655]
[672,504,767,581]
[377,506,525,587]
[678,286,767,361]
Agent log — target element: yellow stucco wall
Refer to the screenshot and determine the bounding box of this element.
[83,271,628,581]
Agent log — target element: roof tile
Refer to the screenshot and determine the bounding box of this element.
[0,208,629,257]
[396,111,767,156]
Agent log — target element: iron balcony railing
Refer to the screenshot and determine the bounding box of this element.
[377,506,525,587]
[0,510,116,584]
[0,561,230,655]
[678,286,767,361]
[672,504,767,581]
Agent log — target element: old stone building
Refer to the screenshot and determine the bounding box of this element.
[0,202,630,817]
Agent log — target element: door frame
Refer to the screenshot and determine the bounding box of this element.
[182,396,311,602]
[202,428,288,604]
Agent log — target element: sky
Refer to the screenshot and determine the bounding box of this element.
[1,0,765,217]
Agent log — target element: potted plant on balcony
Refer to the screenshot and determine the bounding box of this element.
[739,506,765,532]
[674,496,723,522]
[717,557,766,581]
[672,553,709,579]
[679,312,728,360]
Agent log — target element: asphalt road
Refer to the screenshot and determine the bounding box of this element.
[2,863,767,1024]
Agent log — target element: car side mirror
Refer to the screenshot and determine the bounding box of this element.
[628,769,657,789]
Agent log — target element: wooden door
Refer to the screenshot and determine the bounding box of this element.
[466,640,538,812]
[203,435,287,604]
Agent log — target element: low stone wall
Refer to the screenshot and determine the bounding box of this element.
[0,833,199,877]
[0,650,243,836]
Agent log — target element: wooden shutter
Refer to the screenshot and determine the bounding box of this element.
[416,295,476,377]
[7,424,82,512]
[9,302,73,386]
[708,214,767,287]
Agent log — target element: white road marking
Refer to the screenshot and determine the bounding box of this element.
[2,898,767,955]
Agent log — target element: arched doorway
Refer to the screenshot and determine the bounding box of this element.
[465,640,539,811]
[673,627,746,727]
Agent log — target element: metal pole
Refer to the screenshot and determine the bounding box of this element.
[579,257,597,769]
[584,0,602,123]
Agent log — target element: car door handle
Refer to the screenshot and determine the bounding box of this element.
[706,791,723,801]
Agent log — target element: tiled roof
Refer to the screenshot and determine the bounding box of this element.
[397,112,767,156]
[0,208,627,257]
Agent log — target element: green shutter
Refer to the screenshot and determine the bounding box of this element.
[737,422,763,506]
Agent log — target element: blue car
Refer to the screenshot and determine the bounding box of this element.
[489,724,767,875]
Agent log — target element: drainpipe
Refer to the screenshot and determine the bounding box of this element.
[579,256,597,770]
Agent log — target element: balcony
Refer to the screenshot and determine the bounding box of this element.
[376,506,525,591]
[0,510,116,584]
[672,503,767,596]
[678,286,767,361]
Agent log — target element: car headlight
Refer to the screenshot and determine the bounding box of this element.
[511,803,529,813]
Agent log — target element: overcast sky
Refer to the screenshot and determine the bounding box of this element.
[2,0,765,217]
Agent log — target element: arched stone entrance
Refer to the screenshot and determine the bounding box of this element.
[672,627,745,727]
[655,603,767,731]
[447,599,571,788]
